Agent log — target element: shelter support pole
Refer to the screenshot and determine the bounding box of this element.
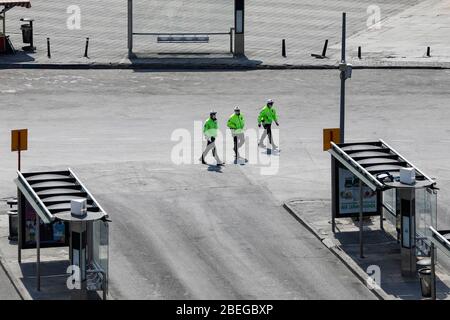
[331,157,336,233]
[17,189,22,264]
[359,179,364,258]
[234,0,245,56]
[128,0,133,58]
[431,242,436,300]
[380,201,384,230]
[36,214,41,291]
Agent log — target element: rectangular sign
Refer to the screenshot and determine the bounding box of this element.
[11,129,28,152]
[20,195,69,249]
[338,167,377,214]
[323,128,340,151]
[332,160,381,219]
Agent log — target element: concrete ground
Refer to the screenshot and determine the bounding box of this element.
[0,68,449,299]
[286,200,450,300]
[340,0,450,66]
[2,0,443,67]
[0,251,20,299]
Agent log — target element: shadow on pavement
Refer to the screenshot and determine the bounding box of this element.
[19,260,70,300]
[129,52,262,71]
[0,51,35,63]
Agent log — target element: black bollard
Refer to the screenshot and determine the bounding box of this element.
[47,38,51,58]
[358,46,362,59]
[282,39,286,57]
[84,37,89,58]
[321,39,328,57]
[426,46,431,57]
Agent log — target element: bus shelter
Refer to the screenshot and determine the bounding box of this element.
[127,0,245,57]
[0,0,31,53]
[328,139,437,276]
[15,168,110,299]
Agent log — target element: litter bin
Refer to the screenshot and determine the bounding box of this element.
[419,267,432,298]
[8,210,18,241]
[20,24,32,44]
[417,257,431,271]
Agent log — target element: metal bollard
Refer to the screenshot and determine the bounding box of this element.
[321,39,328,57]
[282,39,286,57]
[426,46,431,57]
[47,38,51,58]
[358,46,362,59]
[84,37,90,58]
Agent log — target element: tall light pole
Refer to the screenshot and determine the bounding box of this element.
[339,12,352,143]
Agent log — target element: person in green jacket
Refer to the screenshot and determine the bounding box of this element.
[258,99,279,150]
[200,110,224,166]
[227,106,246,162]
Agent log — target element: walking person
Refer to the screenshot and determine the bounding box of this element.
[227,106,246,163]
[200,110,224,166]
[258,99,279,150]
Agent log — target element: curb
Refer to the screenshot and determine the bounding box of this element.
[0,253,32,300]
[0,62,449,71]
[283,202,391,301]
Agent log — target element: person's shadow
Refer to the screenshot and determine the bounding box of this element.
[207,164,223,173]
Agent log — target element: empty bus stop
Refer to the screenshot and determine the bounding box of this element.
[127,0,245,58]
[14,169,110,300]
[328,139,439,277]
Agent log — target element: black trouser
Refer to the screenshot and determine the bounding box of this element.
[202,136,218,159]
[263,124,273,145]
[208,137,217,157]
[233,133,245,158]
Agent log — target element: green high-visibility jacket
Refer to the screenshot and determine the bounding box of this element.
[227,113,245,134]
[258,105,278,125]
[203,117,218,138]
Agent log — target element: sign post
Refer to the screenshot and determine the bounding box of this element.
[11,129,28,172]
[339,13,352,143]
[324,128,340,233]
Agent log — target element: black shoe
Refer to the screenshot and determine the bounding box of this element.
[199,156,207,165]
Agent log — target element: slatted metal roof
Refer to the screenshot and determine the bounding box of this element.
[329,139,436,191]
[0,0,31,8]
[15,168,108,224]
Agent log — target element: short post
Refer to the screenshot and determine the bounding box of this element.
[47,38,51,58]
[358,46,362,59]
[230,28,234,54]
[431,242,436,300]
[359,179,364,258]
[282,39,286,57]
[426,46,431,57]
[321,39,328,57]
[84,37,89,58]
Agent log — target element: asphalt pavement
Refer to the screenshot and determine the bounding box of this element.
[0,68,449,299]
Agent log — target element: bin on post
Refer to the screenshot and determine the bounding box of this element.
[8,210,18,241]
[417,257,431,271]
[419,268,432,297]
[20,24,32,44]
[20,18,35,52]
